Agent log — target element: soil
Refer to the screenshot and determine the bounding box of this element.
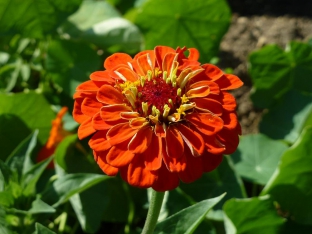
[219,1,312,134]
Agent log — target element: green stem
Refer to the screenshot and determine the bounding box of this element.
[142,190,165,234]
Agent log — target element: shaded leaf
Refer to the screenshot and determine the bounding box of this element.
[262,126,312,225]
[35,223,57,234]
[154,193,225,234]
[231,134,288,184]
[135,0,231,61]
[223,195,285,234]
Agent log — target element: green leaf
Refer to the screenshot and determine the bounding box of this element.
[6,130,38,180]
[59,0,142,52]
[0,191,14,207]
[249,41,312,108]
[41,173,111,207]
[28,197,55,214]
[0,160,11,191]
[0,206,12,234]
[154,193,225,234]
[231,134,288,184]
[179,156,246,221]
[135,0,231,61]
[262,126,312,225]
[259,90,312,143]
[0,92,55,158]
[0,0,82,38]
[35,223,56,234]
[70,178,129,233]
[223,195,285,234]
[45,40,101,97]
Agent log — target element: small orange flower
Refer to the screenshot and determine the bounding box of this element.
[37,107,71,168]
[73,46,243,191]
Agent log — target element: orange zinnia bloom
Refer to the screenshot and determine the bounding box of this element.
[73,46,243,191]
[37,107,71,168]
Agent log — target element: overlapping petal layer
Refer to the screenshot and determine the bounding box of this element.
[73,46,243,191]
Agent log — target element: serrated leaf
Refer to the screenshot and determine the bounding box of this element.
[262,126,312,225]
[41,173,111,207]
[223,195,285,234]
[45,40,101,97]
[154,193,225,234]
[135,0,231,61]
[35,223,56,234]
[0,0,82,38]
[249,41,312,108]
[231,134,288,184]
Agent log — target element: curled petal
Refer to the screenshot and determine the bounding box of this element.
[97,85,124,104]
[129,117,148,129]
[175,124,205,156]
[73,99,87,123]
[188,48,200,61]
[107,141,135,167]
[101,104,132,121]
[81,98,102,117]
[202,64,224,80]
[152,164,180,192]
[186,85,210,98]
[94,150,118,176]
[215,74,244,90]
[128,126,153,154]
[193,98,223,116]
[186,113,223,136]
[155,46,176,70]
[144,135,162,171]
[115,67,138,82]
[104,53,133,70]
[223,111,238,130]
[107,122,138,145]
[165,126,184,158]
[127,155,156,188]
[201,134,225,154]
[78,117,96,140]
[137,53,154,75]
[219,91,236,111]
[89,130,110,152]
[90,71,115,83]
[120,112,140,120]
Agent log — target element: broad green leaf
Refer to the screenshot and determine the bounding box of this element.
[0,92,55,158]
[262,126,312,225]
[249,41,312,108]
[259,90,312,143]
[154,193,225,234]
[70,178,129,233]
[35,223,57,234]
[179,156,246,221]
[28,197,55,214]
[59,0,142,52]
[45,40,101,97]
[0,0,82,38]
[135,0,231,61]
[231,134,288,184]
[41,173,111,207]
[223,195,285,234]
[0,160,11,191]
[6,130,38,180]
[0,191,14,207]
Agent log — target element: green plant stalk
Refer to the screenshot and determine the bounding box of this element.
[142,190,165,234]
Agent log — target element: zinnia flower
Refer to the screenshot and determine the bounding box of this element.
[37,107,71,168]
[73,46,243,191]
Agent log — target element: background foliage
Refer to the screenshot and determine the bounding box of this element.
[0,0,311,233]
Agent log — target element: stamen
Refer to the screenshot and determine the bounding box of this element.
[163,104,170,118]
[177,88,181,96]
[142,102,148,116]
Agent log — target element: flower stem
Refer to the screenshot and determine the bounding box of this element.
[142,190,165,234]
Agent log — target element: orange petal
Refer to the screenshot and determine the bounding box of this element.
[193,98,223,116]
[90,71,115,83]
[89,130,110,151]
[155,46,175,70]
[128,125,153,154]
[76,80,101,92]
[93,112,120,130]
[162,53,176,74]
[115,67,138,82]
[97,85,124,105]
[73,99,88,123]
[162,140,186,172]
[155,122,166,138]
[120,112,140,120]
[104,53,133,70]
[186,85,210,98]
[127,155,156,188]
[188,48,200,61]
[107,122,138,145]
[94,150,118,176]
[223,111,238,130]
[217,128,240,155]
[107,141,135,167]
[144,135,162,171]
[175,124,205,156]
[215,74,243,90]
[202,64,224,81]
[100,104,132,121]
[185,113,223,136]
[78,117,96,140]
[152,163,179,192]
[81,97,102,117]
[178,147,203,183]
[219,91,236,111]
[136,53,154,75]
[201,152,223,173]
[201,134,225,154]
[165,126,184,158]
[129,117,148,129]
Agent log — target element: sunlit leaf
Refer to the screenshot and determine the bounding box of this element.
[231,134,288,184]
[135,0,231,61]
[262,126,312,225]
[249,41,312,108]
[35,223,56,234]
[154,193,225,234]
[223,195,285,234]
[28,197,56,214]
[0,0,82,38]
